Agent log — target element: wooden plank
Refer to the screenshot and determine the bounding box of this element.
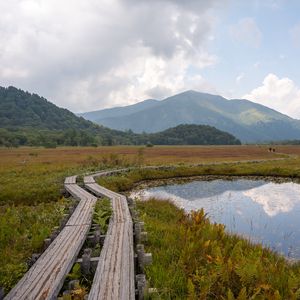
[84,175,95,184]
[65,185,97,226]
[64,175,77,184]
[85,174,135,300]
[5,180,97,300]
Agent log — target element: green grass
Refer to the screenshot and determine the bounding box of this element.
[0,148,135,206]
[0,198,69,292]
[138,199,300,300]
[93,197,112,233]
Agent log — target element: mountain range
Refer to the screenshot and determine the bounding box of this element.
[0,86,240,147]
[79,90,300,142]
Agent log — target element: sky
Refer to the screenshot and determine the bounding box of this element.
[1,0,300,118]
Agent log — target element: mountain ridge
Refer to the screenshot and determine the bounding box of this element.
[80,90,300,142]
[77,98,159,122]
[0,86,241,147]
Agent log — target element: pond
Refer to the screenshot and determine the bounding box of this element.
[130,179,300,259]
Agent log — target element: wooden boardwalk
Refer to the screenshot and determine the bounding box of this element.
[84,173,135,300]
[5,176,97,300]
[5,170,135,300]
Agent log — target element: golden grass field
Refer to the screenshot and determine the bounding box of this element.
[0,145,296,204]
[2,144,300,206]
[0,145,284,168]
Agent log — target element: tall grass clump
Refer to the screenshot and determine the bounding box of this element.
[93,197,112,233]
[137,199,300,299]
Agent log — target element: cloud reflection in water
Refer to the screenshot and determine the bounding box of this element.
[131,180,300,259]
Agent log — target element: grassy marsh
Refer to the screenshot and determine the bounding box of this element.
[95,157,300,299]
[0,199,69,291]
[1,145,300,294]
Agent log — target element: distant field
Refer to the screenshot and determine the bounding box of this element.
[0,145,284,168]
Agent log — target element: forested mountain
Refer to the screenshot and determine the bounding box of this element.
[0,86,241,147]
[0,86,95,130]
[145,124,241,145]
[80,90,300,142]
[0,86,138,147]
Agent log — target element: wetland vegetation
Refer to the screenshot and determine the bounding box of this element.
[138,199,300,299]
[131,179,300,259]
[1,145,300,296]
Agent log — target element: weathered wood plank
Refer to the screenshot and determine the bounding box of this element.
[85,174,135,300]
[84,175,95,184]
[64,175,77,184]
[5,179,97,300]
[65,185,97,226]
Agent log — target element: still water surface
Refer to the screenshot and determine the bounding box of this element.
[130,179,300,259]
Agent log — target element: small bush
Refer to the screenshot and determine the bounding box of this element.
[146,142,154,147]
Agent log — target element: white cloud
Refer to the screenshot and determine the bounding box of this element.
[132,181,300,218]
[0,0,221,112]
[229,17,262,48]
[243,73,300,118]
[80,47,218,108]
[244,182,300,217]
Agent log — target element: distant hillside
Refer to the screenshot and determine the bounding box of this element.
[145,124,241,145]
[0,86,241,147]
[0,86,99,131]
[0,86,139,147]
[78,99,159,122]
[80,90,300,142]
